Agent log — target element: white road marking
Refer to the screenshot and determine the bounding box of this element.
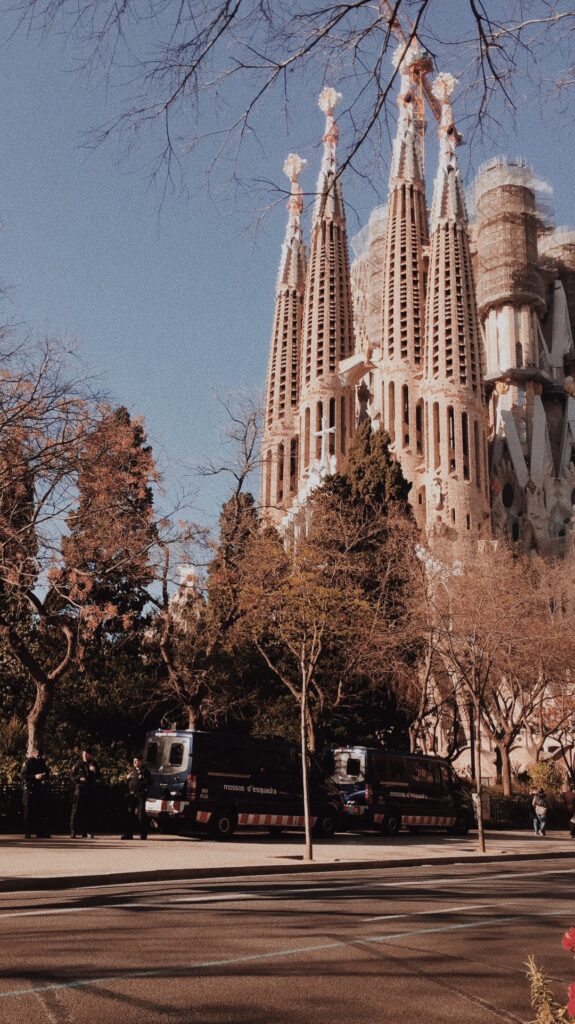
[363,902,495,922]
[0,911,563,1001]
[0,886,343,919]
[1,866,573,919]
[371,866,575,889]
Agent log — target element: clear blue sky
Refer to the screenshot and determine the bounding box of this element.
[0,6,573,531]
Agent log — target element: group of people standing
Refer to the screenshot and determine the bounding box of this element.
[21,748,152,840]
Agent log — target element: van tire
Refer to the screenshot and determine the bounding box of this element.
[450,811,471,836]
[209,807,237,840]
[313,807,339,838]
[381,808,401,836]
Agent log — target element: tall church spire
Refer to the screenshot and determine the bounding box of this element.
[261,154,307,521]
[379,42,430,512]
[422,73,490,542]
[299,88,355,480]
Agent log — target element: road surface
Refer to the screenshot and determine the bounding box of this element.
[0,857,572,1023]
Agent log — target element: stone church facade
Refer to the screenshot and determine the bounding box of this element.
[261,42,575,780]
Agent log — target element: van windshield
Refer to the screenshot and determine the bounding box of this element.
[144,736,190,772]
[330,749,366,784]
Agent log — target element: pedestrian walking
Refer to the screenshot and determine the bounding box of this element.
[21,750,51,838]
[562,783,575,838]
[532,787,548,837]
[121,757,152,840]
[70,748,101,838]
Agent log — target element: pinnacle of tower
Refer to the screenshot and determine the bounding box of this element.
[430,72,467,230]
[301,88,354,387]
[424,72,482,394]
[263,153,308,443]
[277,153,307,291]
[389,42,425,187]
[314,86,345,223]
[380,47,429,372]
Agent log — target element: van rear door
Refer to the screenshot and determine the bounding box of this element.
[144,733,191,801]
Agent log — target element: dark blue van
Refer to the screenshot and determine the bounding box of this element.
[143,729,343,840]
[329,746,474,835]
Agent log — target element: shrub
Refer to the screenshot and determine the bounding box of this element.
[528,761,564,795]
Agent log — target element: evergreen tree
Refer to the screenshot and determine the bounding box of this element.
[206,492,259,630]
[157,491,263,729]
[60,406,158,637]
[331,419,412,514]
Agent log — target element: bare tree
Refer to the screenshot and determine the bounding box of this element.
[426,545,575,848]
[5,2,575,190]
[238,487,416,859]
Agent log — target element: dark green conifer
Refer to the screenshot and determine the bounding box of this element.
[339,420,411,513]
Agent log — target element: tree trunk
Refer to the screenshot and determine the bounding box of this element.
[474,697,486,854]
[27,681,55,756]
[187,705,201,730]
[499,742,513,797]
[524,739,545,765]
[301,674,313,862]
[306,705,316,754]
[408,721,421,753]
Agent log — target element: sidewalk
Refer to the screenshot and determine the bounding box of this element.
[1,829,573,891]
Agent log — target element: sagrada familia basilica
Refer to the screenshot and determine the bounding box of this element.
[261,41,575,562]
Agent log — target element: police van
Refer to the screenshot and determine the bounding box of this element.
[329,746,474,835]
[143,729,343,840]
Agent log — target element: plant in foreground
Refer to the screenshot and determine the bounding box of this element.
[526,927,575,1022]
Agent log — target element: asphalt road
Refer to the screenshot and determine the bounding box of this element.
[0,857,573,1023]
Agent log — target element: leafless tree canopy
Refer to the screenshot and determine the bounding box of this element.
[6,1,575,188]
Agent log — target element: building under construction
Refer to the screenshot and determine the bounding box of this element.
[261,41,575,561]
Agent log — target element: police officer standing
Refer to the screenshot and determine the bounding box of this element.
[21,749,51,838]
[121,756,152,840]
[70,748,101,838]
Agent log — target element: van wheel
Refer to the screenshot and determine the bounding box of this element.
[209,807,236,840]
[381,809,401,836]
[268,826,284,836]
[450,811,470,836]
[313,807,339,838]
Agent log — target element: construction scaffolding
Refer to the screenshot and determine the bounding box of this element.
[474,157,551,318]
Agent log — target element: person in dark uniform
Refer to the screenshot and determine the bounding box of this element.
[21,750,51,838]
[70,748,101,838]
[121,757,152,840]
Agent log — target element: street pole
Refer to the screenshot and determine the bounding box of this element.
[301,671,313,862]
[473,694,486,853]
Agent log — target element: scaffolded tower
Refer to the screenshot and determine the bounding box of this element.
[379,43,430,502]
[298,88,355,483]
[261,154,307,524]
[422,74,490,540]
[475,159,575,552]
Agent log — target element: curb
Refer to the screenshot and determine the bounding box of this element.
[1,848,574,893]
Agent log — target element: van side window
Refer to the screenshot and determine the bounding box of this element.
[346,758,362,777]
[409,761,438,788]
[202,735,246,774]
[438,764,451,788]
[372,755,406,784]
[145,741,159,765]
[385,758,407,783]
[169,743,185,767]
